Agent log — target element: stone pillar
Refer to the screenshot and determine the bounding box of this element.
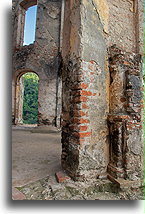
[61,0,109,180]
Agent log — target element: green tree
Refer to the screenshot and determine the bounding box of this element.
[22,72,39,124]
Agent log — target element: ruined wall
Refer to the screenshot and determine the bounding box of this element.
[61,0,143,182]
[12,0,144,183]
[12,0,62,126]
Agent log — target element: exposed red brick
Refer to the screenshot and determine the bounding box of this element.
[73,118,90,124]
[72,83,88,90]
[72,131,91,138]
[55,171,70,183]
[74,110,88,117]
[82,103,89,109]
[80,83,88,89]
[90,60,96,64]
[79,132,92,138]
[80,125,88,131]
[80,96,88,102]
[123,61,130,65]
[80,90,93,96]
[80,118,90,124]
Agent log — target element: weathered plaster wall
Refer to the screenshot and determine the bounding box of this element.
[107,0,144,55]
[79,0,110,177]
[14,75,24,124]
[91,0,144,55]
[61,0,110,180]
[12,0,62,126]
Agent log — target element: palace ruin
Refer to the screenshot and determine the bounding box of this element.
[12,0,144,195]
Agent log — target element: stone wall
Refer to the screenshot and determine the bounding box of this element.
[12,0,62,126]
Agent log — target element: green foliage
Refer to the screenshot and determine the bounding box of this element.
[22,72,39,124]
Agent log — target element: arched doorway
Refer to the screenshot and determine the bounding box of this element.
[14,71,39,125]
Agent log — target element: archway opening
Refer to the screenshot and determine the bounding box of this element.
[16,72,39,125]
[23,5,37,46]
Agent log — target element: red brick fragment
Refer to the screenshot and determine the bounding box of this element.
[90,60,96,64]
[73,118,90,124]
[79,132,91,138]
[74,110,87,117]
[82,103,89,109]
[55,171,70,183]
[73,118,89,124]
[80,83,88,89]
[123,61,130,65]
[80,125,88,131]
[80,90,93,96]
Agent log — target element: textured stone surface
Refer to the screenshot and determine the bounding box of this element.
[107,46,143,181]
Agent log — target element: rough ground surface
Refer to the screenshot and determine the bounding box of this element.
[15,175,144,200]
[12,125,61,187]
[12,126,143,200]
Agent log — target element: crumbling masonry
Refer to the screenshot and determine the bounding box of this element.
[12,0,144,186]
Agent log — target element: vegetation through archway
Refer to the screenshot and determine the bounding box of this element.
[22,72,39,124]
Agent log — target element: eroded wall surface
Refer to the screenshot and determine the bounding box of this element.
[61,0,110,179]
[12,0,62,126]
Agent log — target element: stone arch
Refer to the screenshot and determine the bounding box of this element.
[13,69,40,125]
[19,0,37,10]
